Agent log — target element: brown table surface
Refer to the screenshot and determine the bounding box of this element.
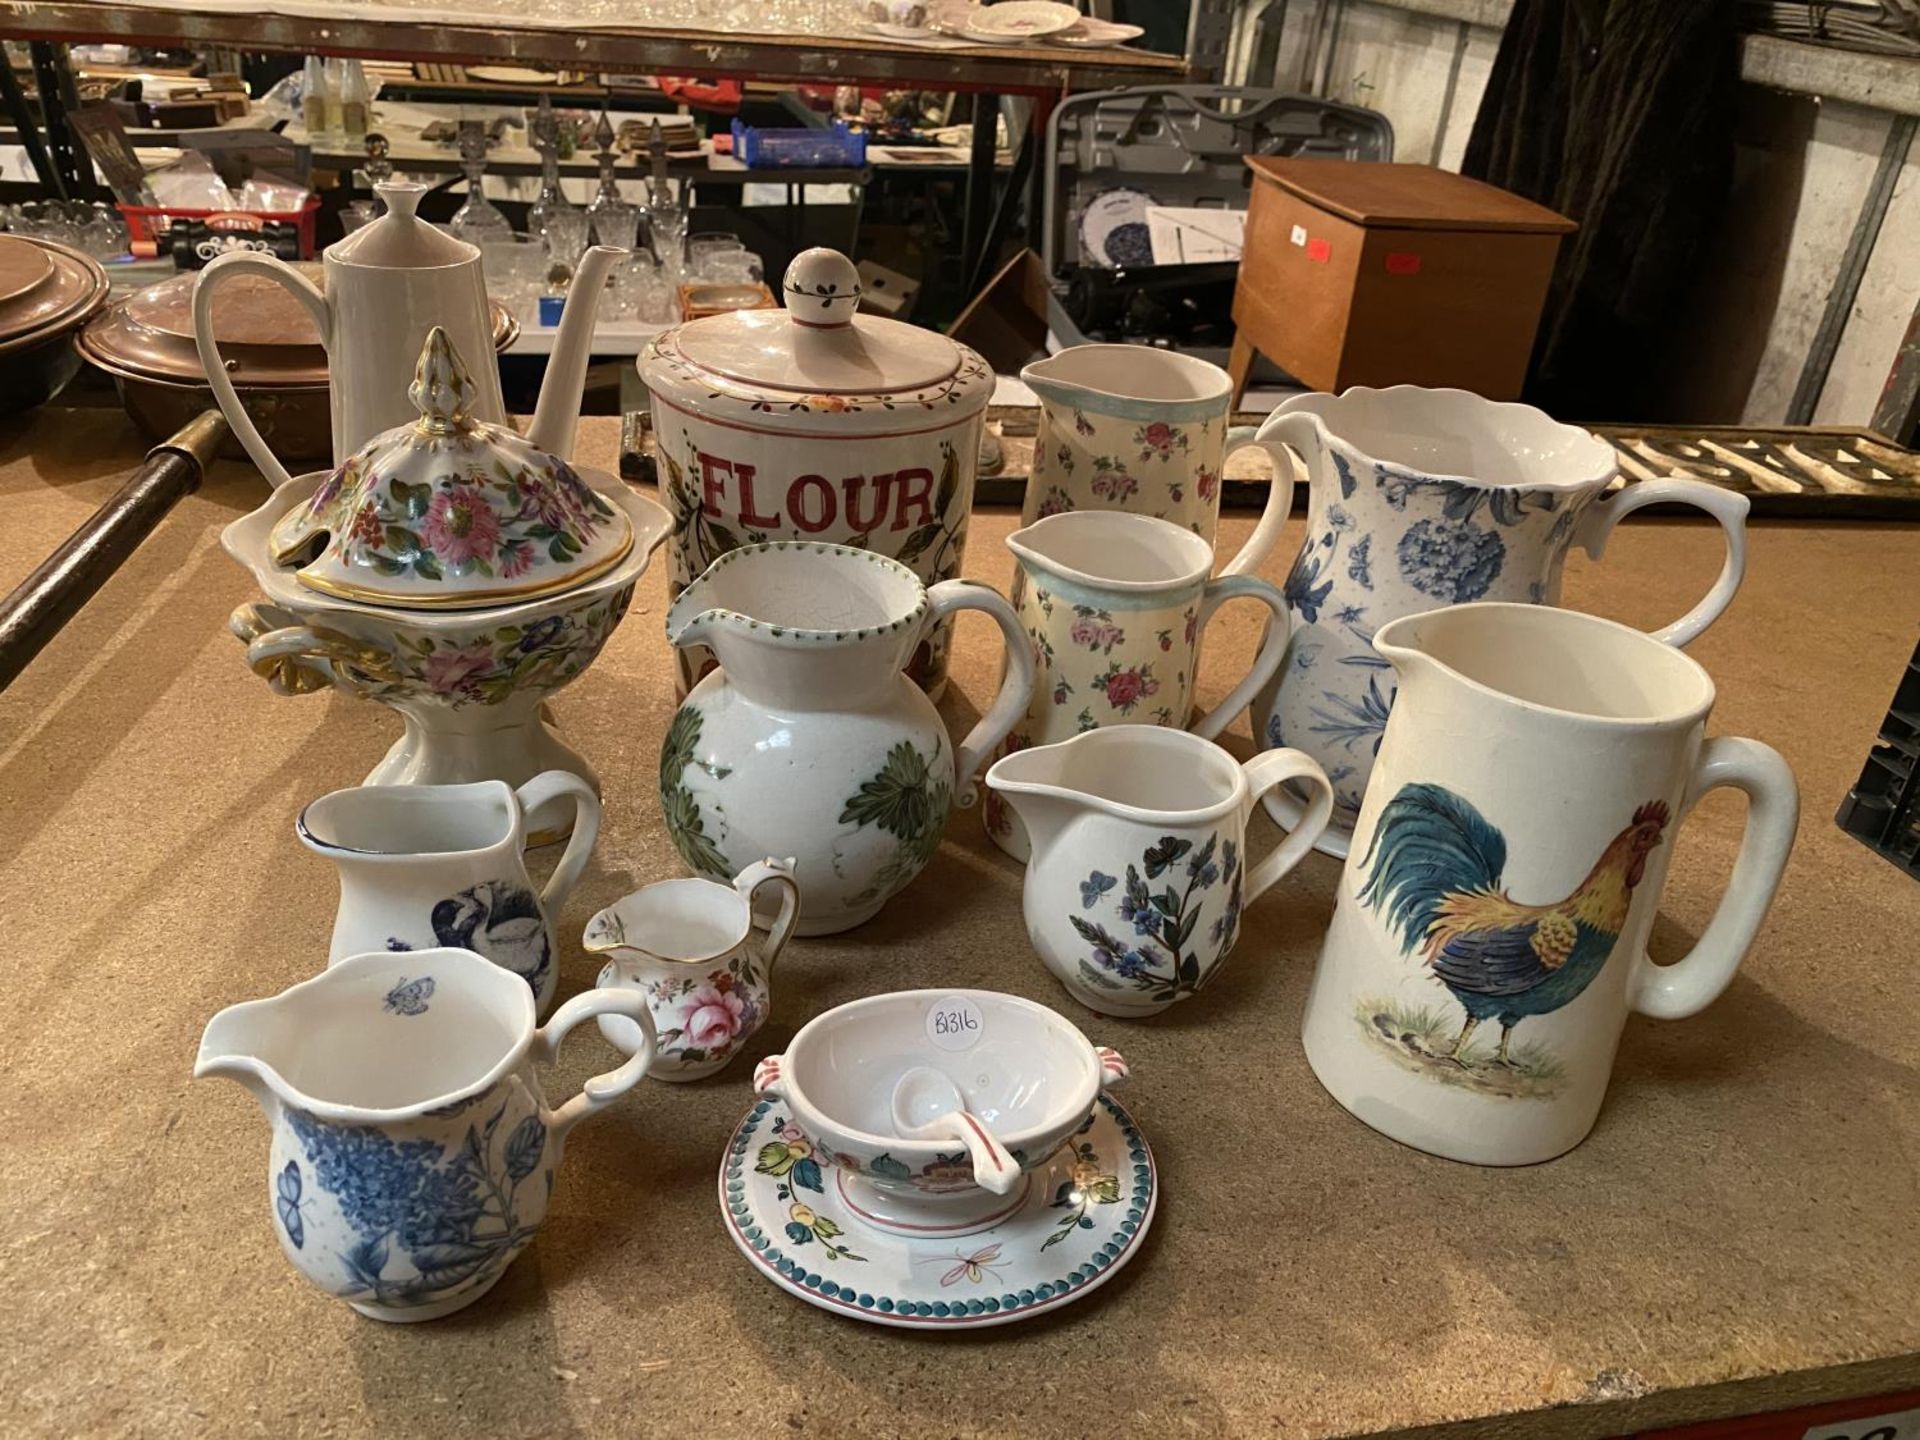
[2,411,1916,1440]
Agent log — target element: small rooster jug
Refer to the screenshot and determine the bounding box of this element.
[1303,603,1798,1166]
[662,542,1035,935]
[583,858,800,1081]
[195,948,655,1322]
[298,771,601,1016]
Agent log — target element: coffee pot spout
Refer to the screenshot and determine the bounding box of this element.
[526,244,623,462]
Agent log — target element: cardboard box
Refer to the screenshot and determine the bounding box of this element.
[1230,158,1575,400]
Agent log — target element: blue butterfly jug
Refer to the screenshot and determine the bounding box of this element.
[984,726,1333,1019]
[194,948,656,1321]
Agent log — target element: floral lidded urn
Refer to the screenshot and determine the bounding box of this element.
[275,324,633,609]
[637,246,993,698]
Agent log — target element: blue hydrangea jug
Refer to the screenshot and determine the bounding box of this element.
[1239,386,1750,857]
[195,948,655,1322]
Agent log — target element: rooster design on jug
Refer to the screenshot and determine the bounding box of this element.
[1355,783,1669,1098]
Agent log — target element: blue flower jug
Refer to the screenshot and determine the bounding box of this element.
[195,948,655,1322]
[1238,386,1750,857]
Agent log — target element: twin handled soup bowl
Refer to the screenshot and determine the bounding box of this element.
[752,989,1129,1237]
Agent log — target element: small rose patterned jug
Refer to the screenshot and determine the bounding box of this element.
[986,726,1334,1018]
[983,510,1291,862]
[195,947,655,1322]
[1020,345,1292,572]
[583,858,801,1082]
[1242,385,1749,858]
[298,770,601,1017]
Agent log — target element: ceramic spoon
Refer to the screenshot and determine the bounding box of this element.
[887,1065,1022,1196]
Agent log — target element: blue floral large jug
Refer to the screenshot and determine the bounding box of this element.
[1244,386,1749,856]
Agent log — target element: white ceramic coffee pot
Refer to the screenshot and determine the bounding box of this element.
[194,180,617,485]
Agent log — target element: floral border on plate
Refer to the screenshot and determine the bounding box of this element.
[717,1092,1155,1327]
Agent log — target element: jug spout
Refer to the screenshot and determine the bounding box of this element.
[526,244,623,461]
[983,746,1088,859]
[193,998,285,1111]
[1369,611,1446,688]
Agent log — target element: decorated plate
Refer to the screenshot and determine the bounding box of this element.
[962,1,1081,43]
[719,1092,1156,1328]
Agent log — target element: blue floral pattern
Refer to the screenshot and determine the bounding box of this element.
[1256,438,1610,827]
[1068,832,1241,1005]
[283,1097,550,1312]
[1395,517,1506,603]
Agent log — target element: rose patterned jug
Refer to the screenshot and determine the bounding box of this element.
[662,541,1035,935]
[584,858,800,1081]
[297,771,600,1017]
[983,510,1291,861]
[195,948,655,1322]
[1019,344,1293,572]
[1245,386,1749,856]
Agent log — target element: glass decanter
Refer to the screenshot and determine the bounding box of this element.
[527,95,576,240]
[448,119,514,244]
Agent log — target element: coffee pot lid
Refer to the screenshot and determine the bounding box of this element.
[326,181,474,269]
[279,326,632,609]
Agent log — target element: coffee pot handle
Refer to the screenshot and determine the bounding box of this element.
[193,250,331,490]
[925,579,1036,809]
[733,857,801,969]
[536,989,656,1141]
[1574,479,1749,647]
[1630,737,1798,1020]
[1216,412,1309,578]
[515,770,601,900]
[1190,574,1292,742]
[1238,747,1335,903]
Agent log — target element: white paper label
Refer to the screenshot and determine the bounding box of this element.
[1290,223,1308,246]
[925,995,985,1052]
[1803,1406,1920,1440]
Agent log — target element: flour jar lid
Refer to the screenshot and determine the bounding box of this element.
[639,247,992,435]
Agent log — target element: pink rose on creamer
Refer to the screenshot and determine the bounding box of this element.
[682,982,746,1050]
[1143,422,1173,452]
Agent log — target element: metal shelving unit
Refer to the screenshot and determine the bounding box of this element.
[0,0,1186,288]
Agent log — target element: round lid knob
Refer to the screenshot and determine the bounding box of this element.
[782,248,861,328]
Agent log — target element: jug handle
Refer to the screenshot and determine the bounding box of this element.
[1573,479,1749,648]
[1216,412,1309,579]
[1189,574,1292,743]
[1629,736,1797,1021]
[924,579,1036,808]
[733,857,800,970]
[1238,747,1335,903]
[193,251,330,490]
[536,988,657,1141]
[515,771,602,906]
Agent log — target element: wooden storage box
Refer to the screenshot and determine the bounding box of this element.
[1230,157,1575,401]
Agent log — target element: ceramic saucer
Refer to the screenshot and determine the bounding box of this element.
[1057,18,1145,47]
[719,1093,1157,1328]
[1264,786,1355,859]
